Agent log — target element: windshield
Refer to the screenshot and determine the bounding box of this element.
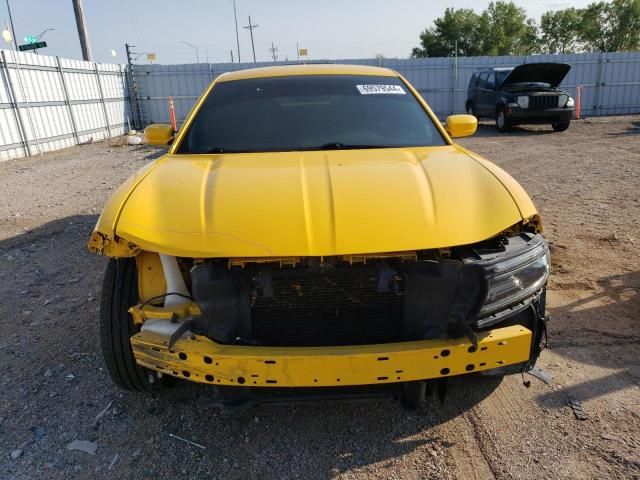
[496,70,511,86]
[176,74,446,154]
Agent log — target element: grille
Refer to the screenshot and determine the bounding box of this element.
[529,95,558,110]
[251,267,404,347]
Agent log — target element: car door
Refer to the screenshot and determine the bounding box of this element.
[484,72,498,115]
[467,73,479,112]
[475,72,489,116]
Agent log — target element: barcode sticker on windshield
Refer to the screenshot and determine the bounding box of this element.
[356,84,406,95]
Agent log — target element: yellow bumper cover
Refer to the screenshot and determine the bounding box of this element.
[130,324,532,387]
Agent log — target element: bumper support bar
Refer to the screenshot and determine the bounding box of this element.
[131,325,532,387]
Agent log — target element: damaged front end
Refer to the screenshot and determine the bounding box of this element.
[128,231,549,403]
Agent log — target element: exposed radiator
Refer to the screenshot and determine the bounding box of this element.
[251,267,404,347]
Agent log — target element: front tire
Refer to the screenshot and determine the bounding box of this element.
[495,107,510,133]
[552,121,570,132]
[100,258,159,392]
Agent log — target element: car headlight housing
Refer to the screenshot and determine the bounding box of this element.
[478,237,550,318]
[566,97,574,107]
[558,94,569,107]
[516,96,529,109]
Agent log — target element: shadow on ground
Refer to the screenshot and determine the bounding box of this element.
[536,271,640,410]
[473,122,558,138]
[606,121,640,136]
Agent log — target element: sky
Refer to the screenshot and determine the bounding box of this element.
[1,0,595,65]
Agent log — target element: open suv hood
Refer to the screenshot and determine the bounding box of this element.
[93,146,538,258]
[501,63,571,88]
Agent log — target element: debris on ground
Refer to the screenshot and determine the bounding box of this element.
[10,448,24,460]
[108,453,119,470]
[66,439,98,455]
[168,433,206,450]
[528,366,553,385]
[33,426,46,440]
[566,395,588,421]
[93,401,113,427]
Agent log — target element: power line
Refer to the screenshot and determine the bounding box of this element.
[243,15,258,63]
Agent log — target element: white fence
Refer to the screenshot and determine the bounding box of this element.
[133,51,640,125]
[0,50,131,162]
[1,50,638,162]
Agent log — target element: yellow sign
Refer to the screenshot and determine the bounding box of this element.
[2,30,13,44]
[147,53,156,63]
[298,48,308,56]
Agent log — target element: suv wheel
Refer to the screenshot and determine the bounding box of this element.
[495,107,510,133]
[551,121,570,132]
[466,101,477,118]
[100,258,170,392]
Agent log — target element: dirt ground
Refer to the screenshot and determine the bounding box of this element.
[1,117,639,480]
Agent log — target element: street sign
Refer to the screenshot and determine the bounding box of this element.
[18,41,47,51]
[298,48,308,56]
[24,35,37,44]
[147,52,156,63]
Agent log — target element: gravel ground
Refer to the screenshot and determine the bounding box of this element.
[1,118,639,479]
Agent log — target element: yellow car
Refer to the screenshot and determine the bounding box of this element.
[90,64,549,408]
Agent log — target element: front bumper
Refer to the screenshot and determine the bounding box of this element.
[131,324,532,387]
[507,106,573,124]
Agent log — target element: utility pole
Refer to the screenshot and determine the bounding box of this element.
[230,50,234,63]
[72,0,93,61]
[5,0,17,51]
[233,0,240,63]
[269,42,278,63]
[243,15,258,63]
[125,43,143,129]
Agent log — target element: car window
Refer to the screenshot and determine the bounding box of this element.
[486,73,496,89]
[176,75,447,154]
[496,70,511,86]
[477,73,488,89]
[468,73,478,89]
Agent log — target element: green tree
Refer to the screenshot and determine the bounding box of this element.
[411,8,488,57]
[539,8,582,53]
[579,0,640,52]
[482,2,539,55]
[411,2,538,58]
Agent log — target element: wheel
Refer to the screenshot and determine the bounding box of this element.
[100,258,166,392]
[551,121,570,132]
[466,101,477,118]
[495,107,510,132]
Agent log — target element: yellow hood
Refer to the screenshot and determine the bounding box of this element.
[94,146,537,258]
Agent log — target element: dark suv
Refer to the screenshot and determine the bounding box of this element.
[466,63,574,132]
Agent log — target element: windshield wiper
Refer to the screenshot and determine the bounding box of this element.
[204,147,253,154]
[316,142,394,150]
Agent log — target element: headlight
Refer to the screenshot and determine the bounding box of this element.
[566,97,574,107]
[478,239,549,318]
[516,96,529,108]
[558,94,568,107]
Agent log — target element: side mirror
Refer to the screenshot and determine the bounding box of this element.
[144,124,175,146]
[445,114,477,138]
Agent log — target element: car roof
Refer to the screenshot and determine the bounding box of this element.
[217,64,398,82]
